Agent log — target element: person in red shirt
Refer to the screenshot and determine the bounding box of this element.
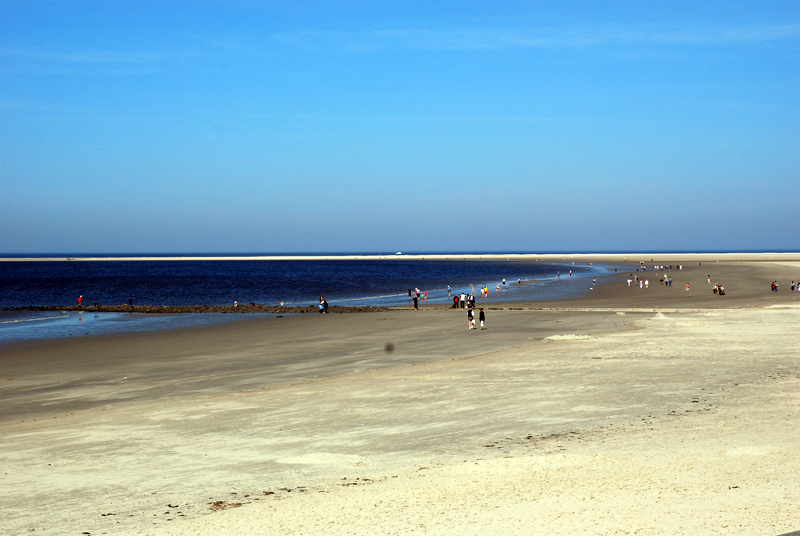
[77,295,82,307]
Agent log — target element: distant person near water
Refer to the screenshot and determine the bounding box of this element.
[77,295,82,307]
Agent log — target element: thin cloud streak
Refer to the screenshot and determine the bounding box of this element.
[0,46,165,64]
[3,22,797,72]
[274,23,800,52]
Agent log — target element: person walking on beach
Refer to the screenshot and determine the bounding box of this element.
[413,294,418,310]
[479,308,485,330]
[467,307,474,329]
[460,292,466,308]
[447,285,451,297]
[685,282,690,291]
[453,295,459,309]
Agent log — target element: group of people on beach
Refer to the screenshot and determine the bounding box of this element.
[627,275,652,289]
[467,307,485,330]
[456,286,486,329]
[410,280,506,311]
[638,261,682,271]
[409,287,427,310]
[407,282,490,330]
[707,276,726,295]
[454,292,476,309]
[769,281,800,292]
[450,286,487,330]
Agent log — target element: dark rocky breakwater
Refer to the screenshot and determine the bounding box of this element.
[7,304,390,314]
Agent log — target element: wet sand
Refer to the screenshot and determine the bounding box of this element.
[1,256,799,535]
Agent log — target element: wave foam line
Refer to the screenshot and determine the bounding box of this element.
[0,314,70,325]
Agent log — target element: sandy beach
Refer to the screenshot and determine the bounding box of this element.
[1,255,799,535]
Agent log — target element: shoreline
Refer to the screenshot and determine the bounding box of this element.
[2,257,798,347]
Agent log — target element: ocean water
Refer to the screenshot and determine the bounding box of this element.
[0,258,604,345]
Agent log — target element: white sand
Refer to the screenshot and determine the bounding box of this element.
[3,306,798,535]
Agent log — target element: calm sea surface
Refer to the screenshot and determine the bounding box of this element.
[0,258,605,345]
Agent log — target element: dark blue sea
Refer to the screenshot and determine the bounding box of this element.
[0,257,606,345]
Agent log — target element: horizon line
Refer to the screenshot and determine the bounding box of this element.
[2,251,799,262]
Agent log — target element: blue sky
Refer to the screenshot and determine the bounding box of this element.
[1,1,798,253]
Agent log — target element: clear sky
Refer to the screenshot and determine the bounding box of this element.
[1,1,798,253]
